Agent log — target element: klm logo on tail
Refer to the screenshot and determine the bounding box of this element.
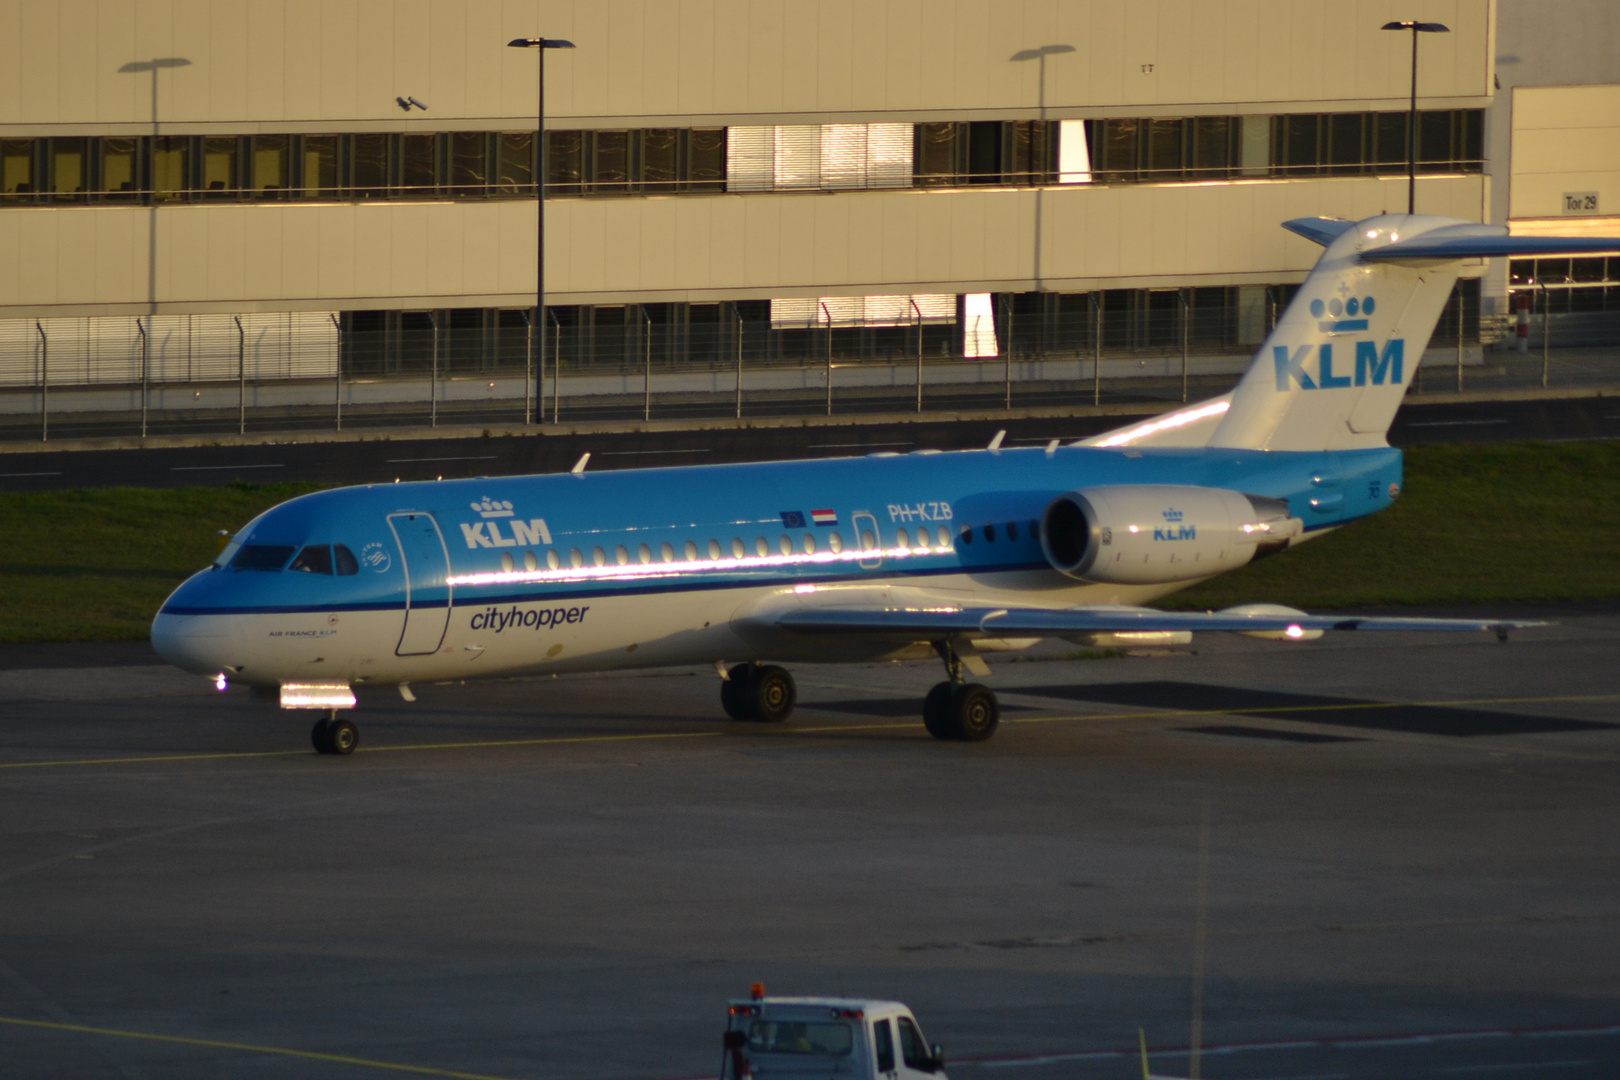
[1274,339,1404,391]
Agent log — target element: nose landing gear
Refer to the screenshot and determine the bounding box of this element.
[924,641,999,742]
[719,663,797,722]
[311,710,359,755]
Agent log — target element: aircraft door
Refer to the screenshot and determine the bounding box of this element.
[853,512,882,569]
[387,512,453,656]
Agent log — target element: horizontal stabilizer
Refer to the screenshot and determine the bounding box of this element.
[1282,217,1358,246]
[1363,229,1620,263]
[776,605,1544,638]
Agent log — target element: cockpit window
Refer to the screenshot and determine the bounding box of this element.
[290,545,335,575]
[334,545,360,576]
[231,544,296,571]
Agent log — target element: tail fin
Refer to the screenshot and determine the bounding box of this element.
[1086,214,1620,452]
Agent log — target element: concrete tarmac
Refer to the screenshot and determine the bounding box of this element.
[2,612,1619,1079]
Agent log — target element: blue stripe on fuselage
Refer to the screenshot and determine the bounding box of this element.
[158,444,1403,617]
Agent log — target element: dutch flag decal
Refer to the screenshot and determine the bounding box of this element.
[810,509,838,527]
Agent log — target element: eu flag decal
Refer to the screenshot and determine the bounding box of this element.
[780,510,807,528]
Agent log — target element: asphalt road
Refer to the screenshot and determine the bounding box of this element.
[2,613,1618,1079]
[0,394,1617,492]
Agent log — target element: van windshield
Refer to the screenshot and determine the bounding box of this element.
[749,1020,853,1057]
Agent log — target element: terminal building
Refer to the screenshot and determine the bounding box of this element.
[0,0,1615,429]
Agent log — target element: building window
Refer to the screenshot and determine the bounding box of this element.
[350,133,388,198]
[151,137,189,200]
[498,132,535,194]
[398,133,437,198]
[253,135,289,195]
[1,138,34,198]
[101,137,141,200]
[201,137,238,198]
[732,123,911,192]
[913,121,1055,186]
[50,137,89,201]
[302,135,339,197]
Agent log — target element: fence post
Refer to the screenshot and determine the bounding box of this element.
[234,315,245,435]
[523,309,534,426]
[550,309,562,423]
[137,318,148,439]
[331,313,343,431]
[735,302,745,419]
[1180,290,1190,403]
[910,297,923,413]
[1454,281,1463,393]
[36,321,46,443]
[821,301,833,416]
[429,310,439,428]
[1091,292,1101,407]
[643,305,653,422]
[1003,294,1013,410]
[1540,281,1550,388]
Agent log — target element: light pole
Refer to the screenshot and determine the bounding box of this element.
[507,36,575,425]
[1381,20,1449,215]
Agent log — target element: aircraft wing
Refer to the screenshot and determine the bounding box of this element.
[775,605,1545,638]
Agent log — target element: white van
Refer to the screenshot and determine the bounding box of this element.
[722,994,946,1080]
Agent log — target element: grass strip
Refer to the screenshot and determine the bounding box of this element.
[2,442,1619,644]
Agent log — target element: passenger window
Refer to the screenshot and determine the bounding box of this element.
[897,1018,928,1069]
[569,548,584,568]
[662,542,676,563]
[500,552,514,572]
[289,545,334,574]
[732,538,746,558]
[873,1019,895,1074]
[984,523,997,542]
[828,532,843,553]
[756,537,768,557]
[232,544,296,571]
[1029,519,1039,539]
[334,544,360,575]
[638,544,652,564]
[897,527,910,549]
[938,526,952,548]
[1007,521,1019,540]
[524,550,539,571]
[685,540,699,561]
[546,549,560,570]
[959,526,973,545]
[592,547,607,566]
[802,533,816,554]
[708,538,722,560]
[860,527,877,551]
[615,545,630,565]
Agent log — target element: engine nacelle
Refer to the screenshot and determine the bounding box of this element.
[1040,485,1300,585]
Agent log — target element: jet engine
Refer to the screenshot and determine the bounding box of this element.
[1039,485,1300,585]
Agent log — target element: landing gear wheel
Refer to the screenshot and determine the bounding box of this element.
[748,665,796,723]
[950,684,1000,742]
[311,717,331,753]
[923,682,955,740]
[326,718,359,755]
[720,663,756,721]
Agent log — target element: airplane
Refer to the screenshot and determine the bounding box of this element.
[152,213,1620,754]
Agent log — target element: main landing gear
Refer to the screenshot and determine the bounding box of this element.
[923,641,999,742]
[311,710,359,755]
[719,663,797,722]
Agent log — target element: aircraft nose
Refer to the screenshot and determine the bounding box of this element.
[151,611,242,677]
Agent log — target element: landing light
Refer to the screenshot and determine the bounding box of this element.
[1285,625,1305,639]
[214,672,228,692]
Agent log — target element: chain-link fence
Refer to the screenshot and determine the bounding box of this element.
[5,279,1609,443]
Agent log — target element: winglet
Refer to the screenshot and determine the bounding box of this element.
[1282,217,1357,247]
[987,430,1006,451]
[571,452,590,475]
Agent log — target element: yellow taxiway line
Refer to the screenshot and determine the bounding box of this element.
[0,1014,523,1079]
[1,692,1615,771]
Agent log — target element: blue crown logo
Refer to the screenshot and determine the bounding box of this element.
[471,497,515,519]
[1163,508,1184,522]
[1310,296,1375,319]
